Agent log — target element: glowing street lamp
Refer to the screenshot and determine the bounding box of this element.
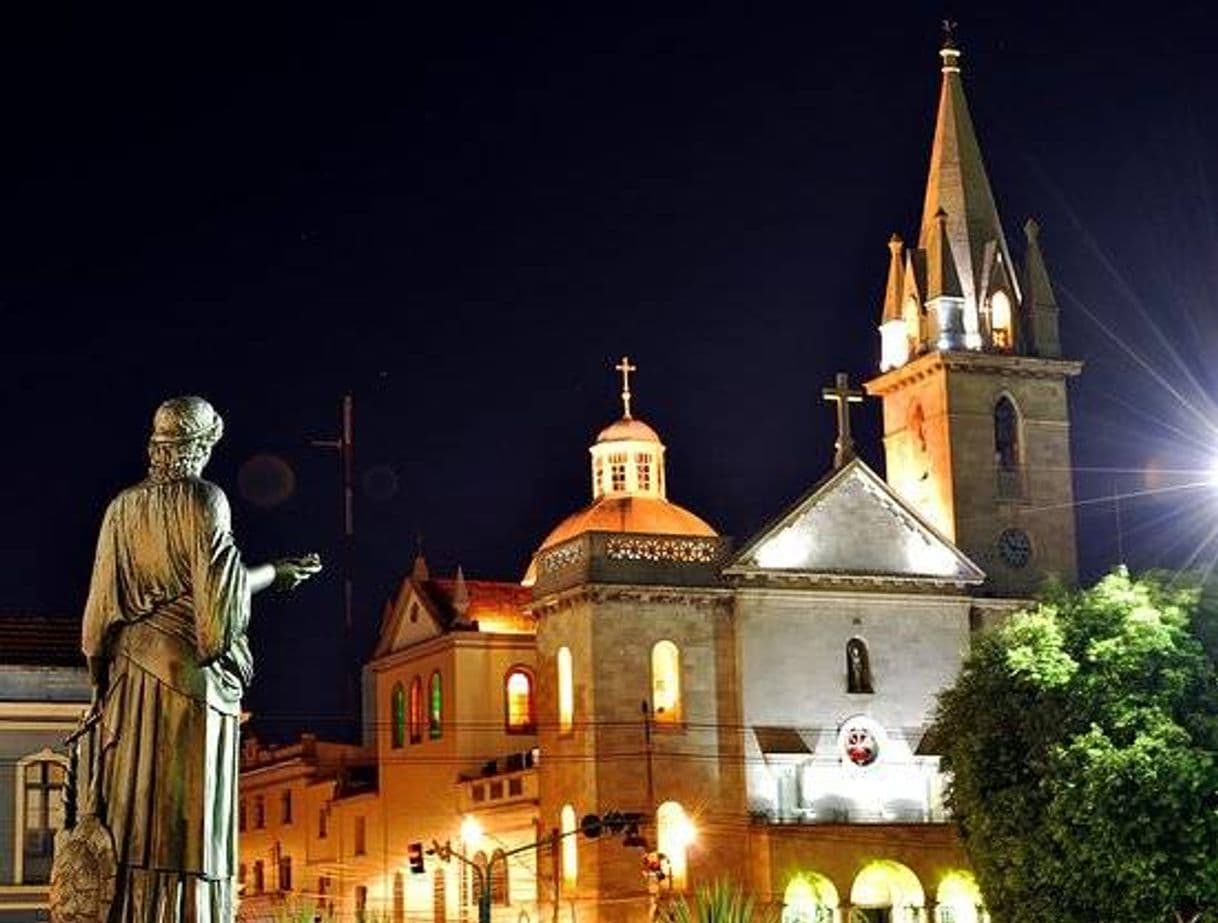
[460,815,484,852]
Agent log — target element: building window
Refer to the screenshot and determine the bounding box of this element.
[490,849,509,906]
[253,860,265,894]
[393,872,405,923]
[994,396,1020,472]
[991,290,1012,349]
[354,815,367,856]
[410,676,424,744]
[318,806,329,839]
[19,756,64,884]
[650,640,682,724]
[355,885,368,923]
[470,852,488,906]
[560,804,577,892]
[505,667,536,733]
[656,801,695,890]
[280,790,293,824]
[278,854,293,892]
[254,794,265,829]
[846,637,874,694]
[433,867,447,923]
[391,682,406,749]
[637,453,653,491]
[593,456,605,499]
[238,798,247,832]
[430,671,443,740]
[609,452,627,492]
[557,647,574,734]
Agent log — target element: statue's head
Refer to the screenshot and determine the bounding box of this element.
[147,396,224,481]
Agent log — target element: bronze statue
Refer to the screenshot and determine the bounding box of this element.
[55,396,320,923]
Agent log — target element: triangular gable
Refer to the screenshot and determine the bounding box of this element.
[727,458,984,585]
[372,578,447,658]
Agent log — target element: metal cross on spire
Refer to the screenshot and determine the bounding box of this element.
[615,356,638,419]
[822,372,865,469]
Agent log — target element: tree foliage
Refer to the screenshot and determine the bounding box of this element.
[934,569,1218,923]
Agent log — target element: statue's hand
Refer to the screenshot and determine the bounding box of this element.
[272,553,322,592]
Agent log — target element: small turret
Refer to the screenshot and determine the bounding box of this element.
[1022,218,1062,358]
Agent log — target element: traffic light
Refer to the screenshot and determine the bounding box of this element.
[577,811,648,848]
[408,841,425,874]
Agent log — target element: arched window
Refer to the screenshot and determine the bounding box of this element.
[470,851,488,906]
[429,671,443,740]
[504,667,536,733]
[994,396,1023,500]
[656,801,695,890]
[994,397,1020,471]
[650,641,682,724]
[560,805,577,891]
[17,754,66,884]
[391,682,406,749]
[846,638,874,694]
[409,676,424,744]
[990,290,1012,349]
[489,849,509,906]
[557,647,574,734]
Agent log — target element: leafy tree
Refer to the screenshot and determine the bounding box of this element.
[933,570,1218,923]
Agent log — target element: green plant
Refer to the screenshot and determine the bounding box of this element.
[660,880,780,923]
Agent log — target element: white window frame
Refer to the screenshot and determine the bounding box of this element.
[12,748,69,885]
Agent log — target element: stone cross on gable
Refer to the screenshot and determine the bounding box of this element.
[822,372,864,469]
[615,356,637,419]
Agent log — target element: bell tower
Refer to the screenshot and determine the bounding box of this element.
[864,32,1082,596]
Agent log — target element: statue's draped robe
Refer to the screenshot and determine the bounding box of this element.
[82,477,251,923]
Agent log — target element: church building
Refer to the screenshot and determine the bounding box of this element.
[238,33,1081,923]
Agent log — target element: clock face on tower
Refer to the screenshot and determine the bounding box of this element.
[997,528,1032,569]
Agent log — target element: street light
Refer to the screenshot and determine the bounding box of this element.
[460,816,484,852]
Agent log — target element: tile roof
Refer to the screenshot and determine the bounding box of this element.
[0,614,85,667]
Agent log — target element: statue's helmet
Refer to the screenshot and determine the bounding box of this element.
[149,396,224,447]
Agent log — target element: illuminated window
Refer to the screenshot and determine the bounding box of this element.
[470,852,488,906]
[991,290,1012,349]
[391,682,406,749]
[410,676,424,744]
[430,671,443,740]
[20,758,65,884]
[280,790,293,824]
[593,457,605,498]
[560,804,577,891]
[557,647,574,734]
[505,667,536,733]
[650,640,682,723]
[637,453,653,491]
[609,453,627,492]
[354,815,367,856]
[490,849,509,905]
[657,801,694,890]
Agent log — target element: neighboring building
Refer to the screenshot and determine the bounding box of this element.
[0,616,89,923]
[241,34,1080,923]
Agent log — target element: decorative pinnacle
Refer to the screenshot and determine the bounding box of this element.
[615,356,638,419]
[940,19,961,73]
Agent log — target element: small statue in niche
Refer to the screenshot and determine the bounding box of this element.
[846,637,874,694]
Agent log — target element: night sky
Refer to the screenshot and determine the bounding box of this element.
[4,5,1218,741]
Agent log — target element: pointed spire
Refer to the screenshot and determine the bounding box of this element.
[1023,218,1062,357]
[918,28,1014,317]
[881,234,905,324]
[925,208,962,300]
[410,547,429,582]
[452,565,470,619]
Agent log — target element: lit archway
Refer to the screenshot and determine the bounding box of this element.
[850,861,924,922]
[782,872,839,923]
[936,871,984,923]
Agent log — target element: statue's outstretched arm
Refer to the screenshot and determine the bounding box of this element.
[245,553,322,596]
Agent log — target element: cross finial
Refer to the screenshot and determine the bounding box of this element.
[615,356,638,419]
[822,372,865,469]
[941,18,958,49]
[940,19,961,73]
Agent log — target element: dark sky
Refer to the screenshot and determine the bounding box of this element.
[5,4,1218,740]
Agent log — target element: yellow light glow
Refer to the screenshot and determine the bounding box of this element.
[880,319,911,371]
[557,647,574,734]
[650,640,682,723]
[460,816,484,851]
[656,801,693,889]
[560,804,577,891]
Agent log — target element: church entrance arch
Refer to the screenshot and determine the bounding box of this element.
[781,872,839,923]
[935,871,985,922]
[850,861,924,923]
